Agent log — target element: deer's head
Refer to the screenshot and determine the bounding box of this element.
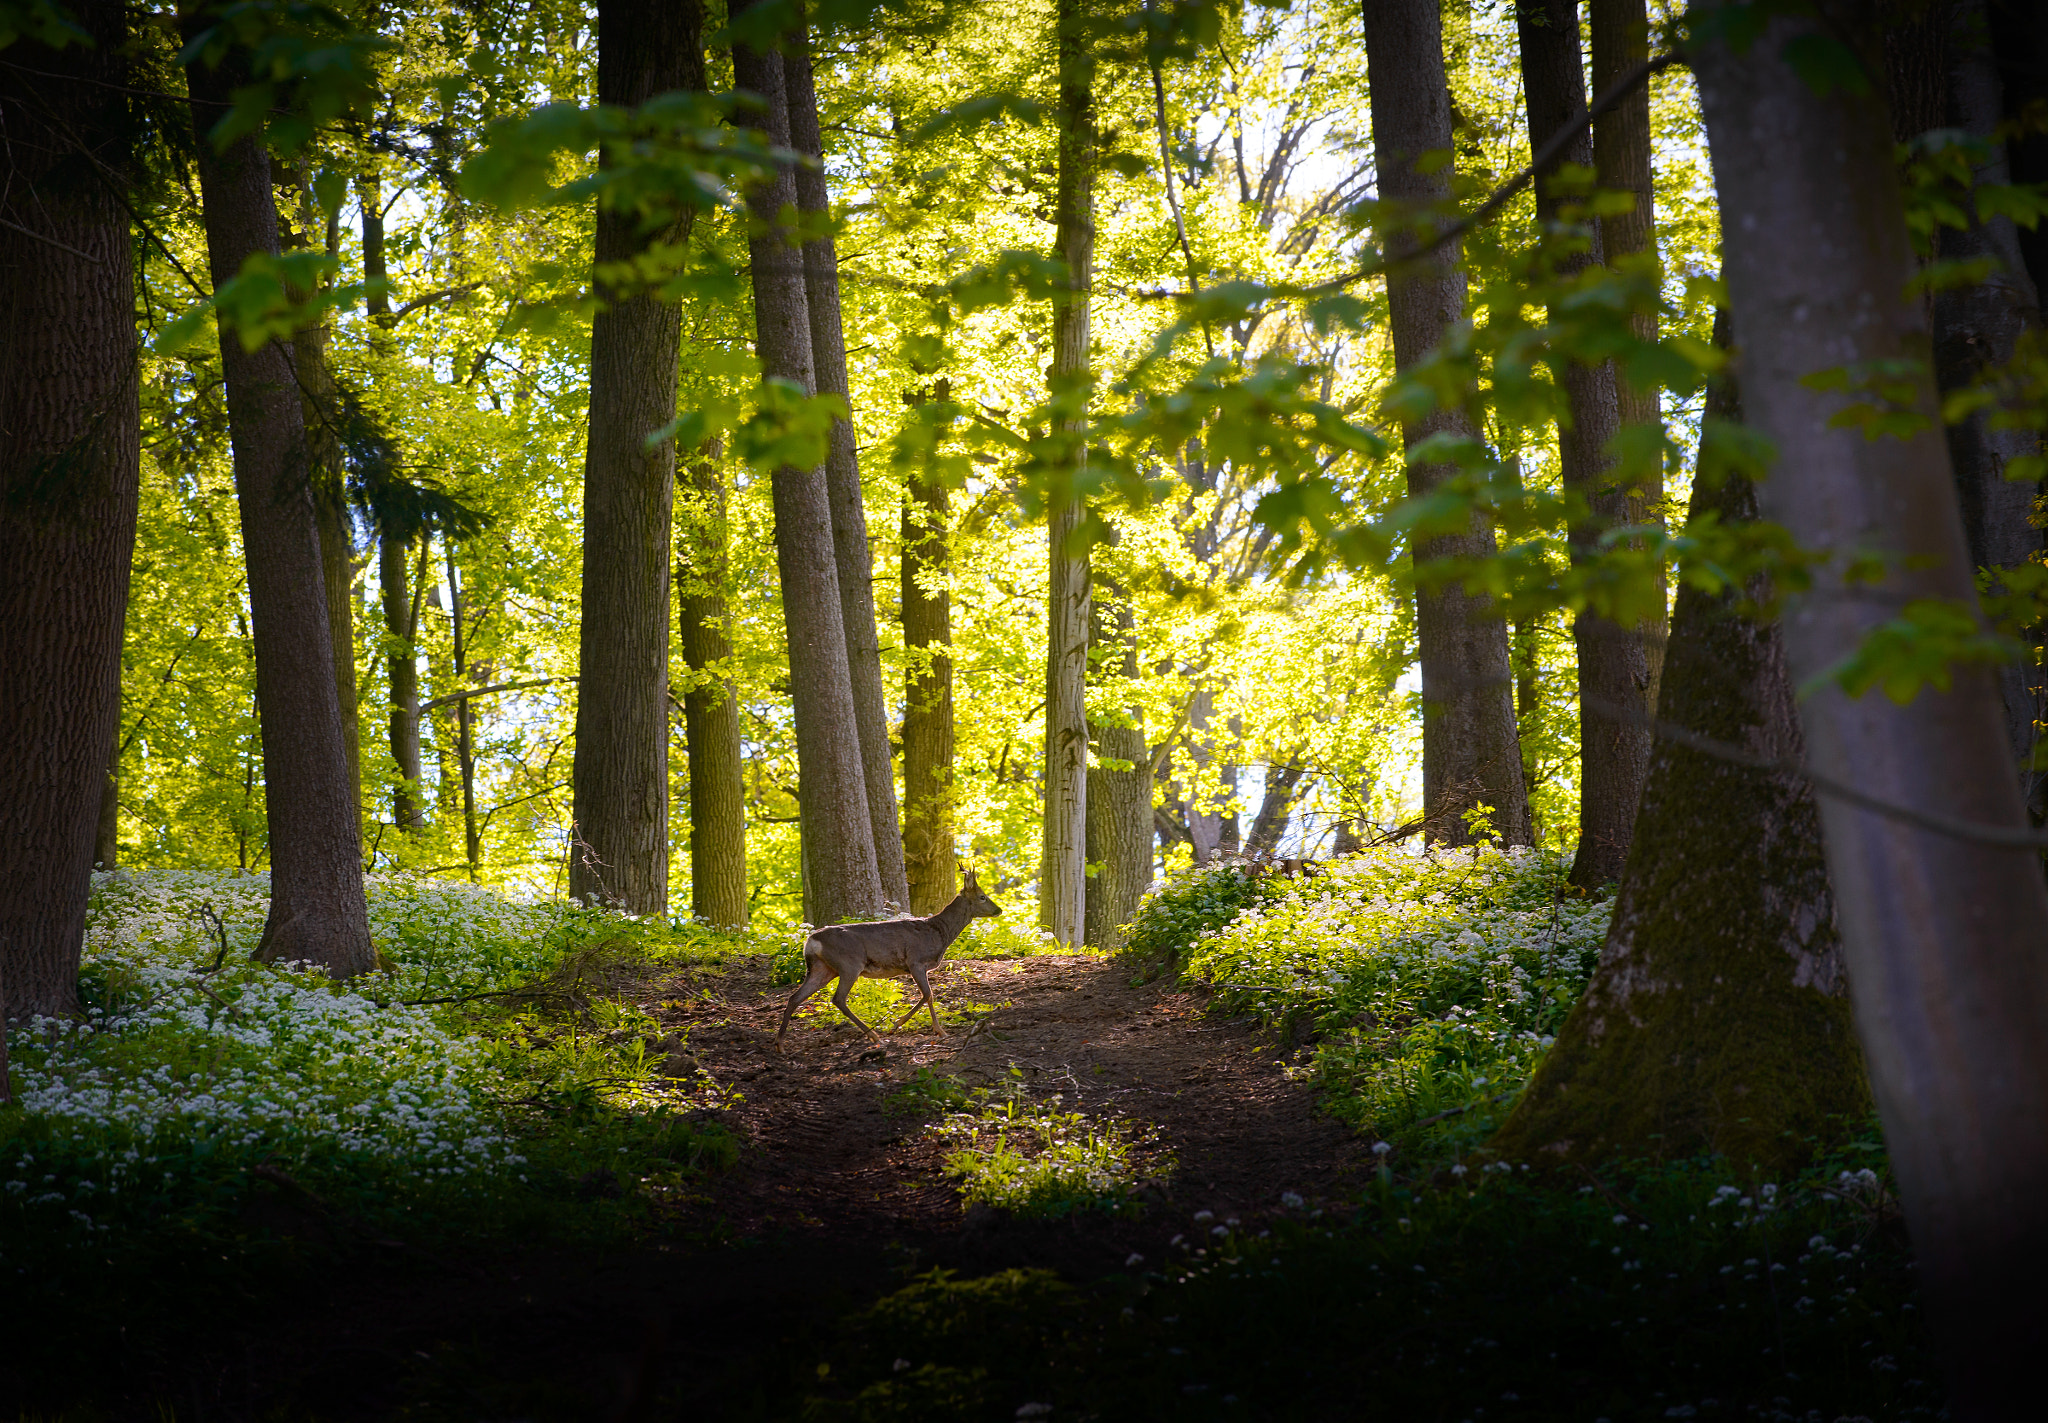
[960,867,1003,919]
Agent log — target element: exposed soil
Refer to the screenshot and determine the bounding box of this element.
[661,951,1369,1238]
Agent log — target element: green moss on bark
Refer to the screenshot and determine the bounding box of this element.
[1493,417,1870,1175]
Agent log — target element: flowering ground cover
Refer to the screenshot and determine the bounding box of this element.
[1136,847,1610,1157]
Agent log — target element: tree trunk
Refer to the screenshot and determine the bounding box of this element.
[1935,0,2045,806]
[784,18,911,911]
[1695,9,2048,1410]
[568,0,705,913]
[380,531,425,831]
[1244,757,1308,858]
[731,17,882,925]
[1085,564,1150,948]
[1185,686,1221,862]
[446,543,481,881]
[1988,0,2048,298]
[1517,0,1650,887]
[1493,313,1868,1174]
[1587,0,1666,704]
[1361,0,1532,848]
[902,443,958,914]
[95,759,121,872]
[678,441,749,926]
[0,0,142,1017]
[1040,0,1095,945]
[182,20,373,975]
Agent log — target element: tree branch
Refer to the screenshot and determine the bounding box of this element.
[418,676,571,714]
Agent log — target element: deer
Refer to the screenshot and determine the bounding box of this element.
[775,868,1003,1048]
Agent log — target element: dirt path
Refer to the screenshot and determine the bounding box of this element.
[646,951,1369,1239]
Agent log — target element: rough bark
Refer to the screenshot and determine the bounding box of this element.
[1493,317,1868,1174]
[183,17,373,975]
[784,20,911,911]
[1184,686,1221,862]
[569,0,705,912]
[731,18,882,925]
[1361,0,1532,848]
[1085,563,1150,948]
[1516,0,1650,887]
[1989,0,2048,297]
[1695,8,2048,1410]
[0,0,142,1016]
[1587,0,1666,703]
[1934,0,2045,805]
[95,760,121,872]
[379,531,425,830]
[902,447,958,915]
[1040,0,1094,945]
[678,442,749,927]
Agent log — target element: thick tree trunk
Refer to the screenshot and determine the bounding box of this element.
[569,0,705,913]
[95,760,121,872]
[1989,0,2048,298]
[678,442,749,926]
[0,0,142,1017]
[732,19,882,925]
[1085,565,1150,948]
[183,22,373,975]
[1040,0,1095,944]
[1517,0,1650,887]
[380,532,425,830]
[1695,8,2048,1410]
[902,450,958,914]
[1361,0,1532,848]
[784,20,911,911]
[1936,0,2045,805]
[1493,316,1868,1174]
[1587,0,1666,703]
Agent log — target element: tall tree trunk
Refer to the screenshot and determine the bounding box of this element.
[1517,0,1650,886]
[902,439,958,915]
[380,531,425,830]
[1085,561,1150,948]
[731,14,882,925]
[1695,9,2048,1411]
[1936,0,2045,807]
[1587,0,1666,704]
[1185,686,1220,862]
[568,0,705,913]
[1041,0,1096,945]
[784,18,911,911]
[182,18,373,975]
[95,758,121,872]
[1493,313,1867,1173]
[678,441,749,926]
[447,543,481,881]
[1361,0,1532,848]
[0,0,142,1017]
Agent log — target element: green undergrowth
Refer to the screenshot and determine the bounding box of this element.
[0,870,758,1377]
[1129,849,1611,1161]
[798,1140,1936,1422]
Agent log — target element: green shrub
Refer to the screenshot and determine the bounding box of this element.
[1116,861,1282,978]
[932,1081,1172,1218]
[1183,846,1606,1156]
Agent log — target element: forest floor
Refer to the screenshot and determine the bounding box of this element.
[101,953,1389,1420]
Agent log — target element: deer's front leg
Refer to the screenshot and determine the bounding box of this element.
[831,971,882,1039]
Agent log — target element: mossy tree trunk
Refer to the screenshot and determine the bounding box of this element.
[1085,558,1150,948]
[1492,318,1868,1176]
[678,441,749,927]
[902,431,958,915]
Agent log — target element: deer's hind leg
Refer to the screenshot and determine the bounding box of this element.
[777,957,836,1047]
